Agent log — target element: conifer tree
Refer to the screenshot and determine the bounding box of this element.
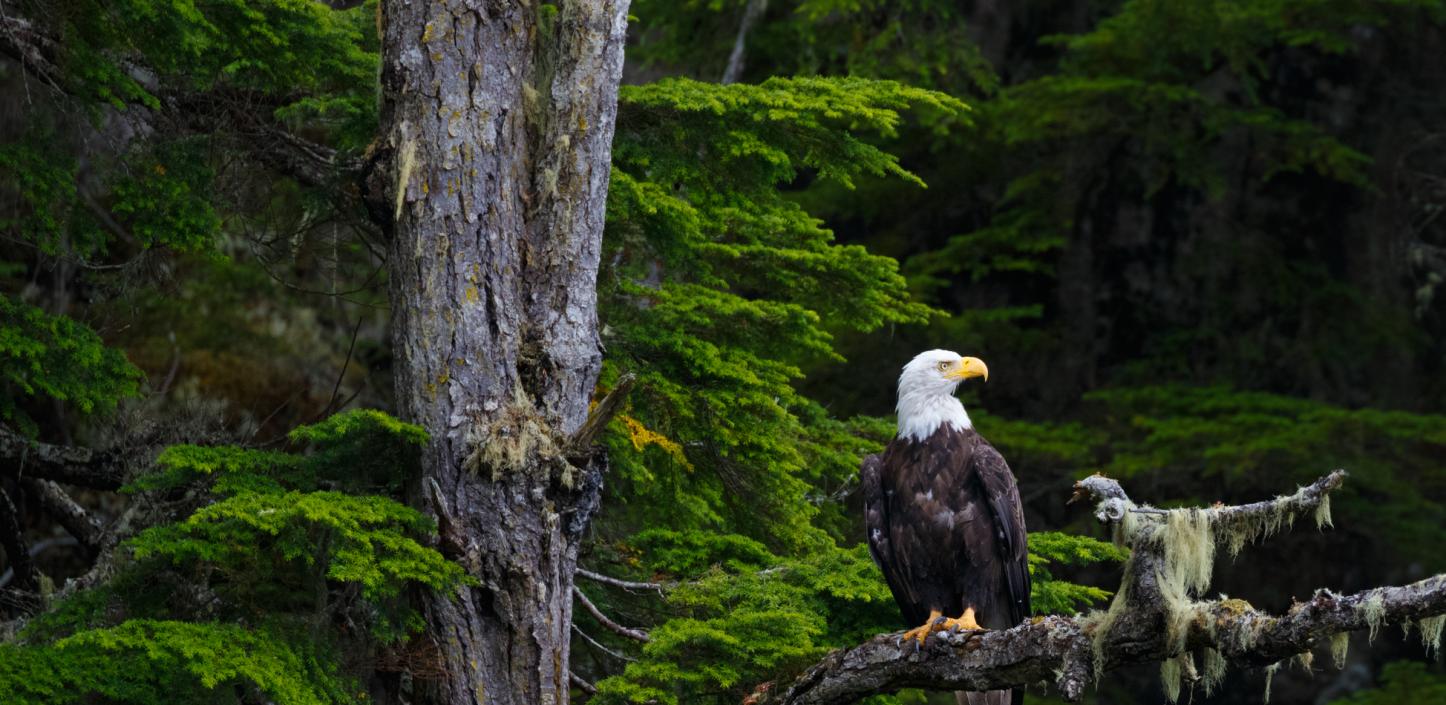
[1,2,1445,705]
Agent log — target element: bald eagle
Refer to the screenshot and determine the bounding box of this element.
[862,350,1030,705]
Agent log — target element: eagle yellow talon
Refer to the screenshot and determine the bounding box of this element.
[902,609,944,645]
[942,607,985,633]
[901,608,987,646]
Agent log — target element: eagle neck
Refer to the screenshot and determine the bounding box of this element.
[896,391,972,442]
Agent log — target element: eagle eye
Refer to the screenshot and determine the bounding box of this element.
[936,361,951,372]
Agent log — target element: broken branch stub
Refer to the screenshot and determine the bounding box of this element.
[751,469,1446,705]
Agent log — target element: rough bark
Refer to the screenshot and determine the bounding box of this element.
[374,3,630,704]
[0,426,128,490]
[752,471,1446,705]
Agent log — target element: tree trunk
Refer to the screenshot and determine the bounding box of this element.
[375,2,630,704]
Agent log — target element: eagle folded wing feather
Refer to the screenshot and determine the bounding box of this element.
[972,443,1031,626]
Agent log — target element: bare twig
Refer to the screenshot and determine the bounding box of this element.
[573,585,650,643]
[577,567,667,595]
[570,670,599,695]
[572,623,638,663]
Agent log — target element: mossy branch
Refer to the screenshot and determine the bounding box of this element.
[751,471,1446,705]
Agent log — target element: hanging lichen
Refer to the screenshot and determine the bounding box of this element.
[1201,647,1227,696]
[1152,508,1217,654]
[1221,483,1334,558]
[1087,480,1341,703]
[1330,632,1350,669]
[1361,593,1386,643]
[1263,661,1281,704]
[1090,503,1220,689]
[1420,614,1445,657]
[1161,653,1189,703]
[1293,650,1314,672]
[1314,494,1333,530]
[1086,578,1133,680]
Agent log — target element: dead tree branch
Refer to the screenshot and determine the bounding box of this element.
[577,566,667,595]
[0,426,129,490]
[0,487,36,593]
[574,585,650,643]
[753,470,1446,705]
[570,670,599,695]
[721,0,768,85]
[24,478,105,557]
[569,374,637,457]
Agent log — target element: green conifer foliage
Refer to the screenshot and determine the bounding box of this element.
[1028,531,1128,616]
[0,621,352,705]
[0,410,466,703]
[600,76,953,548]
[0,295,142,435]
[577,75,1132,704]
[1326,661,1446,705]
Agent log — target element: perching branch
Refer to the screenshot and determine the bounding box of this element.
[0,426,129,490]
[752,470,1446,705]
[573,585,651,643]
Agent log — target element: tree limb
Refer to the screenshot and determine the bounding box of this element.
[753,470,1446,704]
[570,670,599,695]
[573,585,650,643]
[0,426,128,490]
[577,566,667,595]
[24,478,104,558]
[0,486,36,593]
[568,374,637,457]
[721,0,768,85]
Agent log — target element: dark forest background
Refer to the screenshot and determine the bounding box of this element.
[2,1,1444,704]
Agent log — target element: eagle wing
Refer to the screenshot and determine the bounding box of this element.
[971,442,1031,626]
[862,453,912,616]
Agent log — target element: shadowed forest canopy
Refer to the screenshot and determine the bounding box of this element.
[0,1,1444,704]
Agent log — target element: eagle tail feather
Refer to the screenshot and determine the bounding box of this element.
[958,689,1015,705]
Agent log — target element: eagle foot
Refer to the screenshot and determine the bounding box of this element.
[942,606,985,634]
[900,608,986,649]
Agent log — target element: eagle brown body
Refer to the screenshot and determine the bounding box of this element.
[862,424,1030,705]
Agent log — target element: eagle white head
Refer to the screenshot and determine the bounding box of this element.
[895,349,989,441]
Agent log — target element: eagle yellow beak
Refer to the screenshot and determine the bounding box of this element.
[947,357,989,382]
